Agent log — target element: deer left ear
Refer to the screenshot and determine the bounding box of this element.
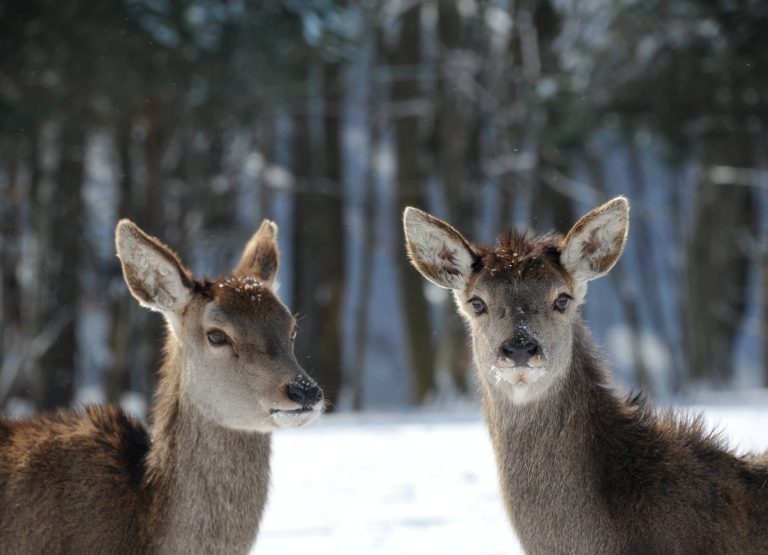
[560,196,629,282]
[115,220,195,315]
[403,207,478,290]
[234,219,280,286]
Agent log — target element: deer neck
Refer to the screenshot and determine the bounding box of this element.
[480,320,622,552]
[145,345,272,555]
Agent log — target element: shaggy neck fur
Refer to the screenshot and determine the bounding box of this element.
[481,319,768,555]
[482,321,620,553]
[145,339,271,555]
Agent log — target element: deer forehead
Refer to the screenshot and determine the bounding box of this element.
[200,278,293,333]
[472,264,569,295]
[476,232,570,282]
[468,249,571,302]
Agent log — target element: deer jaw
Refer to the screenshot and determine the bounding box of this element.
[116,219,324,434]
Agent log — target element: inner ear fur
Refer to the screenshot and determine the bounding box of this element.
[233,219,280,286]
[560,196,629,282]
[403,207,478,290]
[115,219,195,314]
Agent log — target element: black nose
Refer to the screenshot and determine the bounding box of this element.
[501,338,540,360]
[286,381,323,407]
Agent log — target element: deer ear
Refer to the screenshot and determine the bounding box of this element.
[233,219,280,286]
[115,220,195,315]
[403,207,478,290]
[560,196,629,282]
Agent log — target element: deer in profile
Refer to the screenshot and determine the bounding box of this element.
[0,219,323,554]
[404,197,768,554]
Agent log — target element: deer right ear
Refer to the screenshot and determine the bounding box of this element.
[403,207,478,290]
[560,196,629,283]
[233,219,280,287]
[115,220,195,316]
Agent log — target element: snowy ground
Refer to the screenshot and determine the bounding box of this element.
[254,403,768,555]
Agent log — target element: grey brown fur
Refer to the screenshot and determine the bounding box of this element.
[404,199,768,554]
[0,219,322,554]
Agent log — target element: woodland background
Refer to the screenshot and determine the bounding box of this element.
[1,0,767,417]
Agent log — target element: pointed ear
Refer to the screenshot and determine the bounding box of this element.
[403,207,478,290]
[560,196,629,282]
[233,219,280,286]
[115,220,195,315]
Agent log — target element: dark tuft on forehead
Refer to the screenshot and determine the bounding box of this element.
[194,278,215,300]
[476,230,567,282]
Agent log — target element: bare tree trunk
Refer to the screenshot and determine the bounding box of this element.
[686,133,756,385]
[432,1,478,395]
[388,4,436,404]
[531,181,573,233]
[196,133,237,233]
[346,30,377,410]
[762,247,768,386]
[0,138,23,403]
[0,142,20,336]
[582,147,652,391]
[106,119,135,404]
[350,156,376,411]
[525,0,570,235]
[292,63,344,408]
[255,124,274,222]
[13,127,42,403]
[624,139,684,391]
[129,105,170,403]
[479,0,522,235]
[37,122,86,409]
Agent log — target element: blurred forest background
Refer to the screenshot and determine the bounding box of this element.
[1,0,768,417]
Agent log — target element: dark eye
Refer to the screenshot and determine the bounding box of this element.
[206,329,231,346]
[554,294,571,313]
[468,297,487,315]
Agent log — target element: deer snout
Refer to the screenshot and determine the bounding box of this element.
[285,379,323,408]
[501,337,541,366]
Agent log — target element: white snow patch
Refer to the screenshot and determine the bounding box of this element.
[256,412,523,555]
[255,405,768,555]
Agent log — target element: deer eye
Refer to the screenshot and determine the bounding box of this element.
[206,329,231,346]
[554,294,571,313]
[468,297,487,315]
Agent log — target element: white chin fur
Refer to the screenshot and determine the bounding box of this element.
[490,365,547,386]
[270,407,323,429]
[489,366,548,405]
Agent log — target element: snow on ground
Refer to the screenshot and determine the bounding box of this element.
[255,404,768,555]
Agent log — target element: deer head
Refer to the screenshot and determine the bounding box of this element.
[115,219,324,431]
[403,198,629,405]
